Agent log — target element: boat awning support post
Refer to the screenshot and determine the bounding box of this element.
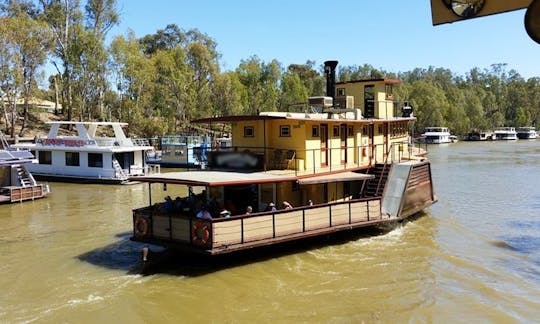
[148,182,152,206]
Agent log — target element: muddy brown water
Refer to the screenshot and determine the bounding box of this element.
[1,140,540,322]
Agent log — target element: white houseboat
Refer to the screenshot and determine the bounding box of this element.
[130,61,437,257]
[494,127,518,140]
[12,121,159,184]
[147,135,211,168]
[0,132,49,203]
[420,127,452,144]
[516,127,538,139]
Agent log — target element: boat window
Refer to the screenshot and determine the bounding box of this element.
[88,153,103,168]
[38,151,52,164]
[312,125,320,137]
[348,126,354,137]
[280,125,291,137]
[65,152,80,166]
[333,126,340,137]
[337,88,345,96]
[244,126,254,137]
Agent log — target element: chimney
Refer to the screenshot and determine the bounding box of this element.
[324,60,338,105]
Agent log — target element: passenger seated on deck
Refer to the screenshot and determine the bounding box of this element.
[282,201,293,210]
[245,206,253,215]
[196,206,212,220]
[164,196,174,212]
[219,209,231,218]
[266,202,277,212]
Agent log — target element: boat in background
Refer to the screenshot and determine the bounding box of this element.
[0,132,49,203]
[516,127,538,139]
[147,135,210,168]
[494,127,518,140]
[11,121,160,184]
[420,127,452,144]
[465,130,495,141]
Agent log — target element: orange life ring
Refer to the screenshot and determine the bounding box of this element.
[134,216,149,237]
[192,221,211,245]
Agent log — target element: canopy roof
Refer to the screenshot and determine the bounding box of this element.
[132,170,373,187]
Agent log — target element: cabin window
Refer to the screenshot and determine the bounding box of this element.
[65,152,80,166]
[312,125,320,137]
[88,153,103,168]
[348,126,354,137]
[280,125,291,137]
[337,88,345,96]
[378,125,383,134]
[38,151,52,164]
[333,126,340,137]
[362,126,368,136]
[244,126,254,137]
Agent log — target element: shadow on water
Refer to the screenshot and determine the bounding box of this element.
[78,215,427,277]
[77,232,157,275]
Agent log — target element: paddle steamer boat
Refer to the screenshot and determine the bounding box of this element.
[12,121,160,184]
[130,61,437,256]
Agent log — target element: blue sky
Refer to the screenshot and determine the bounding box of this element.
[111,0,540,79]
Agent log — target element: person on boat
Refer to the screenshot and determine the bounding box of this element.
[266,202,277,212]
[282,201,293,209]
[307,199,313,206]
[164,196,174,212]
[219,209,231,218]
[245,206,253,215]
[196,206,212,220]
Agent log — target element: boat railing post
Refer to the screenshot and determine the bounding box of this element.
[302,208,306,232]
[348,200,352,224]
[241,217,244,243]
[328,204,332,227]
[272,213,276,238]
[367,200,370,221]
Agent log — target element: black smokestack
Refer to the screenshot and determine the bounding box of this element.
[324,60,338,103]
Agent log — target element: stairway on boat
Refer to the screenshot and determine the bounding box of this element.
[362,163,391,197]
[16,166,34,187]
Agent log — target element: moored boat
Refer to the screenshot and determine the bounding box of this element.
[516,127,538,139]
[494,127,518,140]
[130,61,437,257]
[465,130,495,141]
[11,121,160,184]
[146,135,227,168]
[420,127,452,144]
[0,131,49,203]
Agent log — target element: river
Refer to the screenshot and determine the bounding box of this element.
[1,140,539,323]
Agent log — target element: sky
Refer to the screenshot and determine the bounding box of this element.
[110,0,540,79]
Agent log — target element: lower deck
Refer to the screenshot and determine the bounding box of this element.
[132,198,389,255]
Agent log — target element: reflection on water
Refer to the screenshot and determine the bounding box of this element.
[1,141,540,322]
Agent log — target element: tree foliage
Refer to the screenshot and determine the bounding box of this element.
[1,2,540,138]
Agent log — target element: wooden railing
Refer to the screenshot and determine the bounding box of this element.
[133,198,388,251]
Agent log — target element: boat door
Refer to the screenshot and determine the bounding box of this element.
[368,124,374,161]
[382,123,389,158]
[364,85,375,118]
[340,124,347,164]
[320,124,328,167]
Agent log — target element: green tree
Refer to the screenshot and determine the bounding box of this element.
[279,71,308,112]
